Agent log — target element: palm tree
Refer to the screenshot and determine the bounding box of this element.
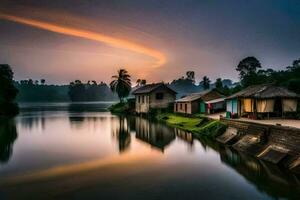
[136,79,146,86]
[200,76,211,90]
[110,69,131,102]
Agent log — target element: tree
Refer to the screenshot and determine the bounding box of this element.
[40,79,46,85]
[236,56,262,87]
[0,64,19,115]
[68,80,86,101]
[186,71,195,84]
[215,78,223,90]
[110,69,131,102]
[200,76,211,90]
[136,79,146,86]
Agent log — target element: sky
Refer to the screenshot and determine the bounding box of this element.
[0,0,299,84]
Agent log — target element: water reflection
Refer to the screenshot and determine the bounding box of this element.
[219,147,300,199]
[111,116,131,153]
[0,118,17,163]
[1,104,300,199]
[135,117,175,152]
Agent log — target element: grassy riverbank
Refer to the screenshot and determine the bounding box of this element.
[156,113,227,139]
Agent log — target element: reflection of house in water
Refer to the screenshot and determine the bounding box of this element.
[175,128,193,146]
[135,117,175,152]
[0,118,17,164]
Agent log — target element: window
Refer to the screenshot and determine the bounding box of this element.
[175,103,178,111]
[156,93,164,100]
[185,103,187,112]
[142,95,145,103]
[180,103,182,109]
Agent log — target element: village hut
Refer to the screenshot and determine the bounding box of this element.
[174,90,225,114]
[226,84,300,119]
[132,83,177,113]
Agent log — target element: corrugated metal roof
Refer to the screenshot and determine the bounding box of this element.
[226,84,300,99]
[205,97,226,104]
[175,90,212,102]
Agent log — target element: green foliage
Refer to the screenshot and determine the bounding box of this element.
[110,69,131,102]
[0,64,19,116]
[200,76,211,90]
[215,78,223,90]
[16,80,69,102]
[236,56,262,87]
[109,101,135,114]
[235,57,300,94]
[68,80,117,102]
[157,113,227,139]
[287,79,300,94]
[136,79,147,86]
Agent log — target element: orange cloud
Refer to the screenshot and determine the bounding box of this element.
[0,13,166,68]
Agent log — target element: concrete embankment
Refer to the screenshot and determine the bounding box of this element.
[218,117,300,174]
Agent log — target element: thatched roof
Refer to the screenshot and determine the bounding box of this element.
[227,84,300,99]
[132,83,177,95]
[176,90,224,102]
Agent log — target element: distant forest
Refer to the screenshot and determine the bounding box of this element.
[15,79,118,102]
[11,56,300,102]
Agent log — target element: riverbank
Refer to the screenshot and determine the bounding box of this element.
[156,113,227,139]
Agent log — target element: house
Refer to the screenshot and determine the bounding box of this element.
[226,84,300,119]
[132,83,177,113]
[174,90,225,114]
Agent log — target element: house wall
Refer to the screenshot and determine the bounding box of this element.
[135,94,150,113]
[174,102,192,114]
[135,88,176,113]
[149,88,176,110]
[226,99,238,115]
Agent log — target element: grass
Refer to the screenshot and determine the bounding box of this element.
[108,102,130,114]
[156,113,227,139]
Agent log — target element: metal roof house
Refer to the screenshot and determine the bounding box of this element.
[132,83,177,114]
[226,84,300,119]
[174,90,225,114]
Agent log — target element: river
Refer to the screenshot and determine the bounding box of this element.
[0,102,299,199]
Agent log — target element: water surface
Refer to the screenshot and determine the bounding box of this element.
[0,102,299,200]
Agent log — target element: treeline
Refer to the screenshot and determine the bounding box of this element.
[15,79,118,102]
[169,71,237,98]
[235,57,300,93]
[15,79,69,102]
[68,80,117,102]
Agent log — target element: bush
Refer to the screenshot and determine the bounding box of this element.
[0,103,19,116]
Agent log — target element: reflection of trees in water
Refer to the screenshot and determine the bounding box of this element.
[0,118,17,163]
[20,114,45,130]
[135,117,175,152]
[111,116,132,153]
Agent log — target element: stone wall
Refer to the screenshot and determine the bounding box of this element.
[220,117,300,154]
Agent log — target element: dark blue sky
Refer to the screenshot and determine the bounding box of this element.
[0,0,299,83]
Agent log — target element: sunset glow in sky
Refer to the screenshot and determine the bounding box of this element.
[0,0,299,84]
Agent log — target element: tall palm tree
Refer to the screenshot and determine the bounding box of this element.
[200,76,211,90]
[110,69,131,102]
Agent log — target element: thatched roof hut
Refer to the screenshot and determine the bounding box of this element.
[225,84,300,119]
[227,84,300,99]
